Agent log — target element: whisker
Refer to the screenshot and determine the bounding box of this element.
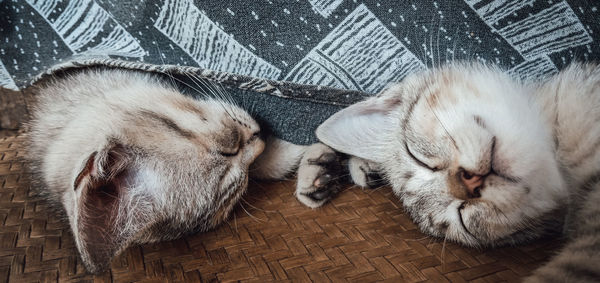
[440,235,448,268]
[191,73,237,107]
[241,197,276,213]
[177,71,226,107]
[466,36,475,62]
[451,27,459,63]
[171,73,237,121]
[365,183,388,193]
[324,172,352,183]
[250,99,258,117]
[417,29,429,68]
[423,76,460,151]
[436,16,442,68]
[150,33,180,91]
[193,74,241,120]
[239,202,266,222]
[427,236,436,247]
[233,209,238,234]
[406,235,433,242]
[185,72,237,119]
[156,57,179,90]
[429,19,435,68]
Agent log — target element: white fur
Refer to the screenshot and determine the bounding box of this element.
[318,63,599,247]
[25,69,313,272]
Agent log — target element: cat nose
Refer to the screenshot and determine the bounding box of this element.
[460,170,484,198]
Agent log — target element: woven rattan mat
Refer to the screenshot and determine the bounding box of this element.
[0,132,562,282]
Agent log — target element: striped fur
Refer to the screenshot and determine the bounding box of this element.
[24,69,311,272]
[318,63,600,281]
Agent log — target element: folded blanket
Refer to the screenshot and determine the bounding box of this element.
[1,0,598,143]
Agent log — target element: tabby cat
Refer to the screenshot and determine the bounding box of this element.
[316,63,600,282]
[25,68,338,272]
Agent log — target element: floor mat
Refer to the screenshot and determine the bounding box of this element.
[0,132,561,282]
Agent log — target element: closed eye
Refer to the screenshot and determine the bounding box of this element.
[219,147,239,157]
[405,142,440,171]
[246,131,260,144]
[220,131,260,156]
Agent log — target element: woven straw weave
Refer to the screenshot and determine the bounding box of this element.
[0,132,562,282]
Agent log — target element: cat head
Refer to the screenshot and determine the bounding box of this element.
[317,63,568,247]
[28,71,264,272]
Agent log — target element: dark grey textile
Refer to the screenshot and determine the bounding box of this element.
[34,58,363,144]
[1,0,599,144]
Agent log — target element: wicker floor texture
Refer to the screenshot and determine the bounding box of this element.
[0,132,562,282]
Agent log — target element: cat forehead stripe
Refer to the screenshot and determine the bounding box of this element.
[172,99,208,121]
[139,110,195,139]
[473,115,486,129]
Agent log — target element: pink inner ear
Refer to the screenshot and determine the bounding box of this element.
[74,143,134,273]
[77,173,126,273]
[73,152,97,190]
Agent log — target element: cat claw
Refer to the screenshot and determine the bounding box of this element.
[296,143,342,208]
[348,157,385,189]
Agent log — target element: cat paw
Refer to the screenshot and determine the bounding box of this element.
[296,143,342,208]
[348,157,385,189]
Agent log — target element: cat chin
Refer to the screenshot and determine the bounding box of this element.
[397,172,566,247]
[460,204,566,247]
[408,169,567,247]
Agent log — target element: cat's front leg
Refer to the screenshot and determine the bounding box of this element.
[249,136,306,180]
[250,138,343,208]
[347,156,386,189]
[296,147,386,207]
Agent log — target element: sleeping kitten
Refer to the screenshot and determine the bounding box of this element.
[25,68,337,272]
[316,63,600,282]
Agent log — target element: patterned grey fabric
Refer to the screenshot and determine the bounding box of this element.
[1,0,599,143]
[34,58,364,144]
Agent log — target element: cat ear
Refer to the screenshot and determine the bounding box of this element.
[316,96,399,163]
[73,142,148,273]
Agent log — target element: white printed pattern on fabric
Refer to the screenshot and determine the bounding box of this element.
[508,56,559,81]
[25,0,146,58]
[154,0,282,80]
[467,0,592,81]
[309,0,344,18]
[285,4,424,93]
[0,0,595,92]
[0,59,18,91]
